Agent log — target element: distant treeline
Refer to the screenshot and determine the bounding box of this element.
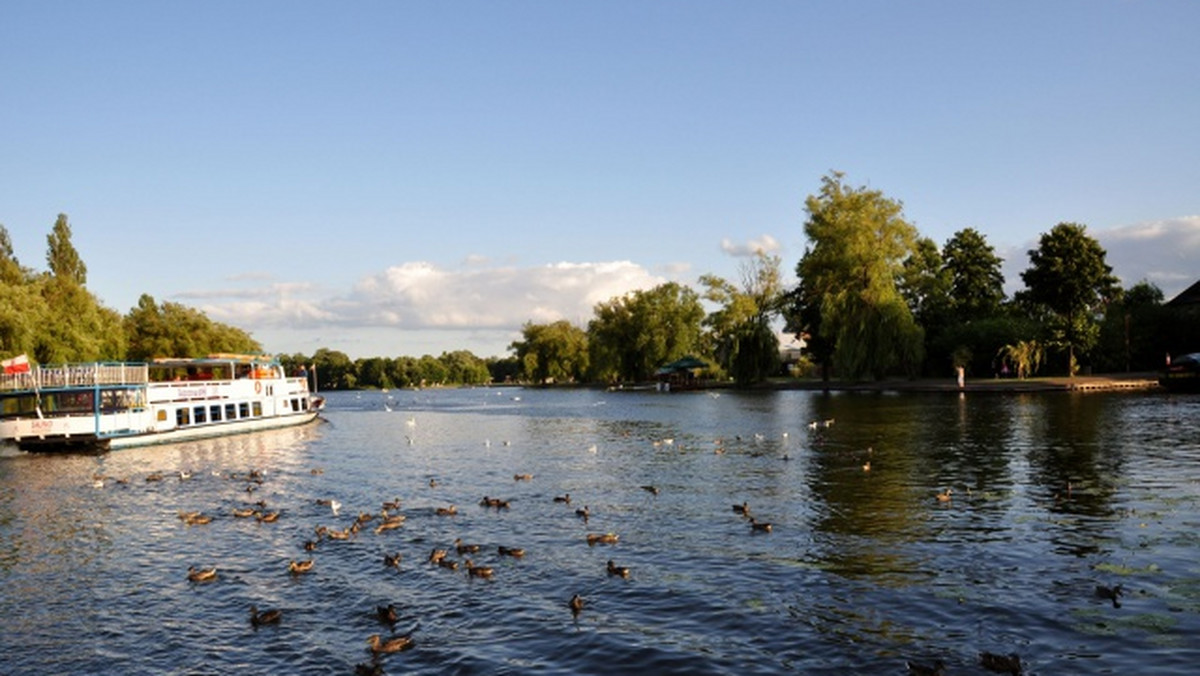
[6,174,1200,391]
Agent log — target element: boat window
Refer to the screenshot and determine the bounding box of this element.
[225,403,237,420]
[41,391,93,415]
[210,405,222,422]
[0,393,40,418]
[177,408,191,426]
[193,406,207,424]
[239,402,249,418]
[252,401,262,417]
[101,388,145,412]
[157,409,167,422]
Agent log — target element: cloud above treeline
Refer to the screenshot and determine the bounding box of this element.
[1000,216,1200,301]
[193,260,668,333]
[186,223,1200,352]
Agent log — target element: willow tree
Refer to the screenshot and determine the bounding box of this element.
[700,251,784,386]
[587,282,705,383]
[790,172,924,380]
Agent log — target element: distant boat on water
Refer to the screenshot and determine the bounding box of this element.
[0,353,323,452]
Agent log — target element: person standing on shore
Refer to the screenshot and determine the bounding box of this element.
[956,365,965,389]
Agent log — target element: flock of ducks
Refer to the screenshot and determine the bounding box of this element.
[98,408,1120,674]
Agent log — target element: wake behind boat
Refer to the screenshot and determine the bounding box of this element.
[0,353,323,452]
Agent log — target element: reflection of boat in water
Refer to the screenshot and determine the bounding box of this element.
[0,354,323,452]
[1160,352,1200,393]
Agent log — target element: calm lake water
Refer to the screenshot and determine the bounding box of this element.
[2,386,1198,675]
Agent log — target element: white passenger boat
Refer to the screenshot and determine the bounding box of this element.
[0,353,324,451]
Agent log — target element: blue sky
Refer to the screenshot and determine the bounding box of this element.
[3,2,1198,359]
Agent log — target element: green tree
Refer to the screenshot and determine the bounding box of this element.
[511,320,589,384]
[1094,281,1168,373]
[1019,223,1120,374]
[356,356,393,389]
[0,224,28,285]
[439,350,492,385]
[899,236,952,376]
[46,213,87,285]
[312,348,356,389]
[942,228,1006,321]
[789,172,924,380]
[587,282,705,383]
[123,294,260,360]
[415,354,448,386]
[700,251,783,386]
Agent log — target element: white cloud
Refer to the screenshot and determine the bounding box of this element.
[999,216,1200,300]
[1095,216,1200,298]
[720,234,782,257]
[188,260,666,342]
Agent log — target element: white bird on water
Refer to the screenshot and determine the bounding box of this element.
[330,500,342,516]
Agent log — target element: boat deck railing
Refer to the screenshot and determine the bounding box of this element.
[0,362,150,393]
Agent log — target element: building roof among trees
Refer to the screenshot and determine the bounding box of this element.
[1166,279,1200,307]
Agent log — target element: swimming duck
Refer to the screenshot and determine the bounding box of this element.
[587,532,619,546]
[257,511,281,523]
[732,502,750,516]
[303,539,318,552]
[178,510,202,522]
[553,493,571,504]
[232,507,257,518]
[428,548,448,564]
[575,506,591,520]
[187,566,217,583]
[454,538,480,555]
[436,505,458,516]
[936,488,953,503]
[1096,583,1124,608]
[184,513,213,526]
[979,651,1022,675]
[288,559,315,575]
[326,526,352,540]
[514,473,533,481]
[146,472,163,482]
[374,516,405,534]
[382,498,402,511]
[250,605,282,626]
[607,560,630,578]
[568,594,585,614]
[366,633,414,654]
[641,485,660,496]
[465,559,494,578]
[750,518,773,533]
[498,546,525,558]
[383,552,402,569]
[375,603,399,624]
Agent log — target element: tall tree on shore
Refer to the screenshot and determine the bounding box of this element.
[510,320,589,384]
[788,172,924,380]
[124,294,261,360]
[942,228,1006,320]
[1019,222,1120,374]
[700,251,784,386]
[587,282,705,383]
[46,213,87,285]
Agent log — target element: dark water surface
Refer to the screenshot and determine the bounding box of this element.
[2,387,1198,675]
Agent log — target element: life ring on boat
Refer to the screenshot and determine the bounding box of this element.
[254,381,262,394]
